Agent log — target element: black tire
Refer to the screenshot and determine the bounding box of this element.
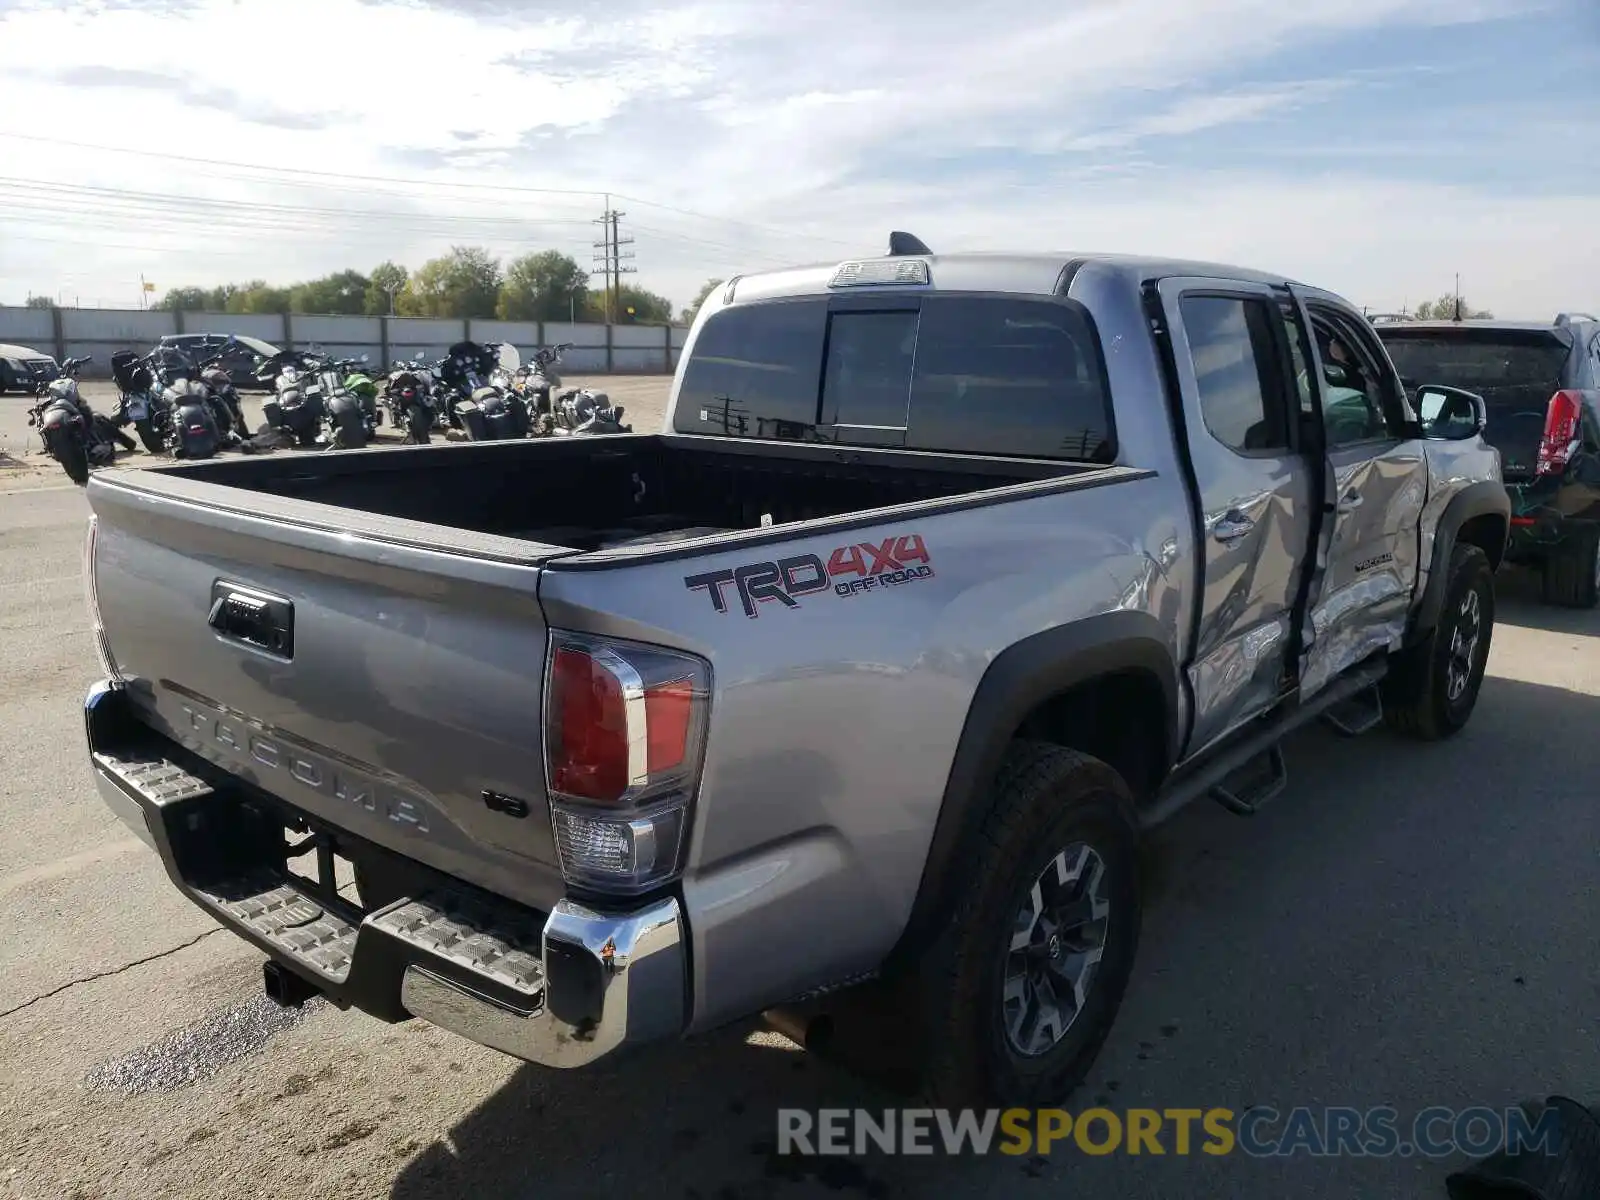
[1539,528,1600,608]
[58,439,89,485]
[1383,543,1494,740]
[134,418,164,456]
[332,407,368,449]
[917,741,1141,1108]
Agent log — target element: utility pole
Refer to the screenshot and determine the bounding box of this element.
[1453,272,1462,323]
[592,195,635,324]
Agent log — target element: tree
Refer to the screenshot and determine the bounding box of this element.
[1414,293,1493,321]
[679,278,723,325]
[613,283,674,324]
[496,251,590,321]
[398,246,501,319]
[155,286,212,312]
[291,269,370,315]
[365,261,409,316]
[23,294,54,309]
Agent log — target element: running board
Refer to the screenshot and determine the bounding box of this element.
[1141,660,1388,830]
[1321,683,1384,737]
[1210,745,1287,816]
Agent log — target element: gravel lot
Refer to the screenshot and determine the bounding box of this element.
[2,386,1598,1198]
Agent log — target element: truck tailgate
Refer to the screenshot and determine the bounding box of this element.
[86,471,569,912]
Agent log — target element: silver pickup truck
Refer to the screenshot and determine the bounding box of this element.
[80,239,1507,1107]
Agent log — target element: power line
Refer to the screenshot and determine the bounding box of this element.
[0,130,861,253]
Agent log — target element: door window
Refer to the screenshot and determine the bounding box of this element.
[1311,312,1402,447]
[1180,295,1291,453]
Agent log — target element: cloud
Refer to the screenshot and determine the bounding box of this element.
[0,0,1590,316]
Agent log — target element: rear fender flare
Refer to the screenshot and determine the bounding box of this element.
[889,611,1180,964]
[1412,480,1510,640]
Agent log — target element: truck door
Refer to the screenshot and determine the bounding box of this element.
[1157,279,1313,756]
[1288,290,1427,697]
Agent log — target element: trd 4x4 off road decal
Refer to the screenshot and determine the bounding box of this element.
[685,533,934,618]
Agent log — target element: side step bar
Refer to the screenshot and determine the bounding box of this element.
[1141,660,1387,829]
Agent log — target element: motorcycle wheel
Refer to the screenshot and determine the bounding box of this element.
[58,439,89,485]
[406,408,432,444]
[134,419,165,455]
[295,426,320,447]
[332,407,368,449]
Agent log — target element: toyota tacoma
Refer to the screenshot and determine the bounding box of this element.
[79,237,1507,1104]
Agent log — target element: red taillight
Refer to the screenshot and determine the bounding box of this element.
[543,631,710,892]
[1535,390,1584,477]
[548,646,630,801]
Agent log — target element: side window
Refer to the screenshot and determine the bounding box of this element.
[1179,295,1290,453]
[673,299,827,437]
[904,297,1114,461]
[1311,312,1402,448]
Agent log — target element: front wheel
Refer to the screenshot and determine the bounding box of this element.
[134,418,164,455]
[916,742,1141,1107]
[1382,542,1494,739]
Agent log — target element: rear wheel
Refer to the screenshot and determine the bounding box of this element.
[1539,527,1600,608]
[917,742,1141,1107]
[1383,543,1494,739]
[134,418,164,455]
[56,437,89,485]
[332,406,368,449]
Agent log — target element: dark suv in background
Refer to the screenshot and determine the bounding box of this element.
[153,333,280,389]
[1378,313,1600,607]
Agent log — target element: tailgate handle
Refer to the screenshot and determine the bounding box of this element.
[208,582,294,658]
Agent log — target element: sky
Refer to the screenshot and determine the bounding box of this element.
[0,0,1596,317]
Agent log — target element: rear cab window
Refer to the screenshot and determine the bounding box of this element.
[673,294,1115,462]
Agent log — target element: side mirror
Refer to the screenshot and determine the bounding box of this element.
[1416,384,1487,441]
[360,353,370,364]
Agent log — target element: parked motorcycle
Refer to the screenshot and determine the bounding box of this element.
[109,349,168,454]
[382,354,438,444]
[514,342,574,418]
[26,357,134,484]
[439,341,529,441]
[551,387,633,437]
[256,350,327,446]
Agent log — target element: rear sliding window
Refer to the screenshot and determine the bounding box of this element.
[1378,331,1569,394]
[673,295,1115,461]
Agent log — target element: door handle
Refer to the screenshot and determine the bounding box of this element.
[1337,488,1364,512]
[1212,511,1255,544]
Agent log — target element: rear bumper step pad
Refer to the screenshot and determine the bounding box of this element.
[84,679,683,1068]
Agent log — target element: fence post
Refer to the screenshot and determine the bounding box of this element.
[173,309,186,336]
[283,312,294,351]
[463,318,472,345]
[662,323,672,373]
[51,306,65,364]
[379,316,390,367]
[536,320,544,348]
[605,323,614,373]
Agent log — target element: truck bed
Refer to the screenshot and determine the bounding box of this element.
[112,433,1085,559]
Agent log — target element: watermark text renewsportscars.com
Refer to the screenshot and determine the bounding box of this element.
[777,1105,1563,1159]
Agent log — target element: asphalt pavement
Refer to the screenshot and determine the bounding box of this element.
[1,391,1597,1199]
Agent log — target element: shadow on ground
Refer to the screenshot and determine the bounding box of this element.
[385,667,1600,1200]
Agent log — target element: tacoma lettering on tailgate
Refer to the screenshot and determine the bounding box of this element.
[684,533,934,618]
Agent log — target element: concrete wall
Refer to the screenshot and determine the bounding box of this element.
[0,305,688,378]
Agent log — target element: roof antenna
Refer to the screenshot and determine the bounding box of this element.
[887,231,932,257]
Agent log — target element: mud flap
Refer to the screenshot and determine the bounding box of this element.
[1446,1097,1600,1200]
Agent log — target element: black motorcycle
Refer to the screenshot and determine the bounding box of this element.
[551,387,633,437]
[109,349,168,454]
[255,349,327,446]
[26,357,134,484]
[438,340,530,441]
[381,355,438,444]
[514,342,575,418]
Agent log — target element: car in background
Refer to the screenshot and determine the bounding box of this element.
[0,342,60,394]
[1377,313,1600,607]
[153,333,280,389]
